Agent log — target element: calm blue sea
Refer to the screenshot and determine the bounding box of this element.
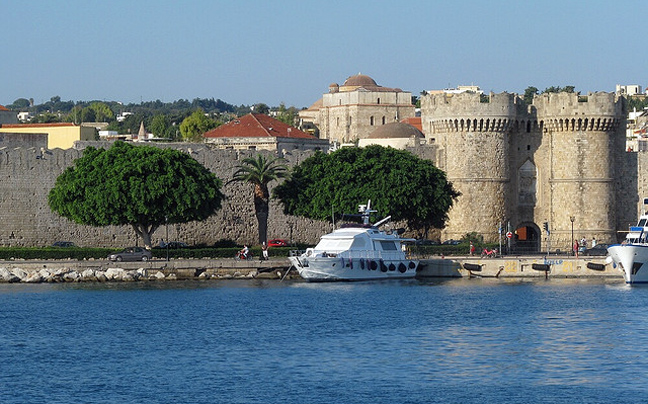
[1,278,647,404]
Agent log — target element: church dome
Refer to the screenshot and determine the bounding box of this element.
[367,122,424,139]
[343,74,377,87]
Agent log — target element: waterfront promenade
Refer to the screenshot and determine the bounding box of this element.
[0,254,620,283]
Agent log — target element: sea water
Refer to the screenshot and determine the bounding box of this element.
[1,278,647,404]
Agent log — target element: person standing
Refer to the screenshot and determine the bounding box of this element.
[592,237,597,248]
[262,242,269,261]
[470,242,475,256]
[573,239,579,258]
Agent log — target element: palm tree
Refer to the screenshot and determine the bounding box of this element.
[229,154,288,244]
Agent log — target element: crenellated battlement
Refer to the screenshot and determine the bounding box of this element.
[532,91,625,118]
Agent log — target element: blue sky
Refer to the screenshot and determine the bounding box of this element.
[2,0,646,108]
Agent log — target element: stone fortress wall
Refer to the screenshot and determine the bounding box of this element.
[420,90,630,251]
[0,144,333,248]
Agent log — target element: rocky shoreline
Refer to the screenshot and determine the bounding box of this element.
[0,258,296,283]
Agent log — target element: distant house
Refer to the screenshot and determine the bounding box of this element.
[17,111,32,122]
[0,123,96,149]
[203,113,329,152]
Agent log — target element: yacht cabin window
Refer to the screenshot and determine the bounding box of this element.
[379,240,398,251]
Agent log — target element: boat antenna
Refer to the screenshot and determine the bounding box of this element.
[373,215,392,228]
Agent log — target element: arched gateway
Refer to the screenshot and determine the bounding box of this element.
[511,223,542,253]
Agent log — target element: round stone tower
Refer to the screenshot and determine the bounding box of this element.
[420,92,519,241]
[535,92,625,247]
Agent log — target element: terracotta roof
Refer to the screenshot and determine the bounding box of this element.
[400,117,422,132]
[203,113,317,139]
[0,105,9,111]
[0,122,76,128]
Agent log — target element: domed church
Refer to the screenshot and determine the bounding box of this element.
[299,74,415,144]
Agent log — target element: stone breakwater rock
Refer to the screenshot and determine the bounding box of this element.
[0,265,279,283]
[0,266,177,283]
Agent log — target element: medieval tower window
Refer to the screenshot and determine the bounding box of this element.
[382,116,385,125]
[370,116,374,126]
[377,98,381,104]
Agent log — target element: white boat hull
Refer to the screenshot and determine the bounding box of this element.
[607,244,648,284]
[289,256,418,281]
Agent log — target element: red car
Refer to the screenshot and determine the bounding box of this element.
[268,239,288,247]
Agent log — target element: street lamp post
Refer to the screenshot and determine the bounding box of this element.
[569,215,575,256]
[165,215,169,262]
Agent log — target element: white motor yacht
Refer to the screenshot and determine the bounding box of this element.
[288,201,419,281]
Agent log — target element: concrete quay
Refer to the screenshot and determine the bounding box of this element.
[0,255,622,283]
[417,255,621,279]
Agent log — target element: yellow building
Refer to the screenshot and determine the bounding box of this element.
[0,123,96,149]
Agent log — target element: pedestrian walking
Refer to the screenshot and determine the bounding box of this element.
[262,242,269,261]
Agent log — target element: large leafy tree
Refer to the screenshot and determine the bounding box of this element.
[48,141,225,248]
[229,154,288,244]
[273,145,459,232]
[179,109,218,142]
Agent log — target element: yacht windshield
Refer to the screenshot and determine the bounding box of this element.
[315,238,353,252]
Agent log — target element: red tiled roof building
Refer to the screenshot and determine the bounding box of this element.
[203,113,329,151]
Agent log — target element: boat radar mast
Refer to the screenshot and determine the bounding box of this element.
[358,200,391,227]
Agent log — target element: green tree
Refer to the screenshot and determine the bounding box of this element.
[89,102,115,122]
[31,112,62,123]
[275,103,299,126]
[80,107,96,122]
[150,114,172,139]
[542,85,575,94]
[48,141,225,248]
[253,103,269,114]
[273,145,460,233]
[9,98,31,109]
[523,86,539,104]
[229,154,288,244]
[179,109,217,142]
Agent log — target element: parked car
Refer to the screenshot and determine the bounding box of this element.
[415,239,440,246]
[52,241,76,248]
[581,244,609,256]
[155,241,188,249]
[268,239,288,247]
[442,239,462,245]
[107,247,152,262]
